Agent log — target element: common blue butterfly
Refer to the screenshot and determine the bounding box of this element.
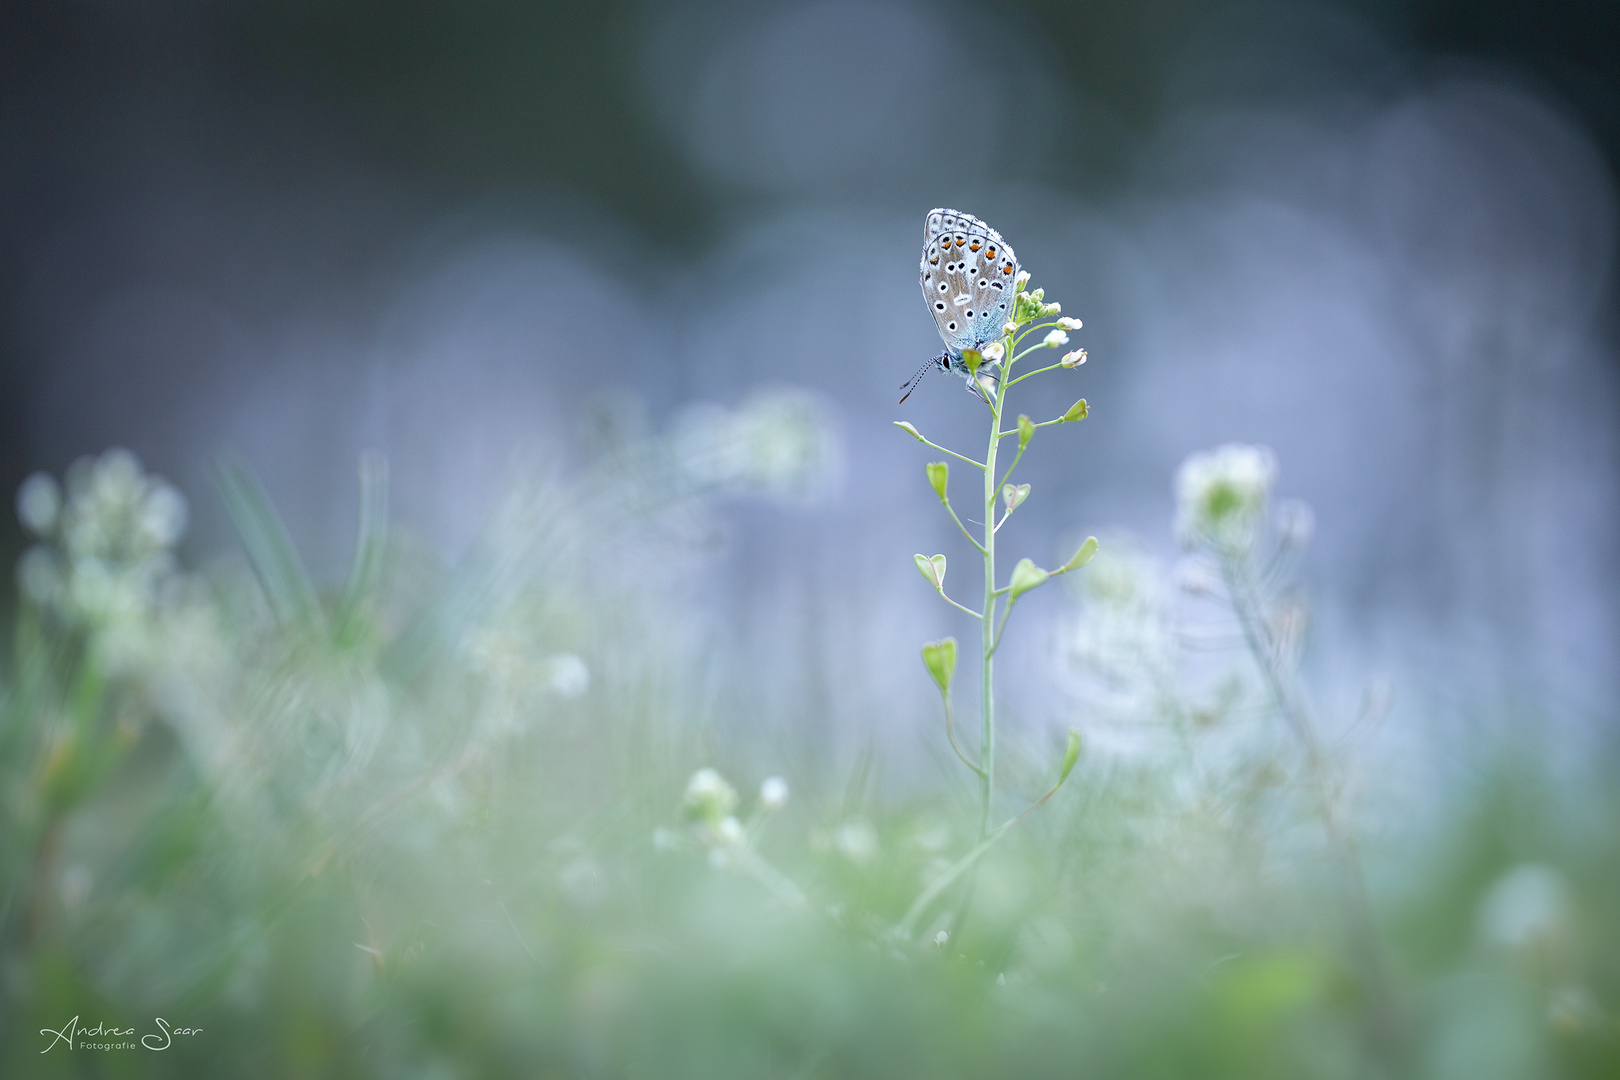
[901,208,1020,403]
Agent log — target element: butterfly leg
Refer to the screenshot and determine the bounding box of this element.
[959,361,999,406]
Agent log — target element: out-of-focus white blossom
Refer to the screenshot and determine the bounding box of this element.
[1478,864,1572,954]
[833,820,878,864]
[16,472,61,535]
[672,388,839,502]
[1174,444,1277,551]
[681,767,739,824]
[1057,316,1083,330]
[759,775,789,811]
[14,450,191,658]
[714,815,745,847]
[1042,329,1069,348]
[545,653,590,698]
[980,341,1005,363]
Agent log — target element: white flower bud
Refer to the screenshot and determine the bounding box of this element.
[833,820,878,864]
[1045,301,1061,315]
[1060,349,1087,368]
[1042,329,1069,349]
[759,776,789,811]
[16,473,61,536]
[714,815,745,847]
[1003,321,1017,335]
[1057,317,1083,330]
[1014,270,1031,291]
[139,482,187,548]
[545,653,590,698]
[934,930,949,949]
[980,341,1004,363]
[681,767,739,823]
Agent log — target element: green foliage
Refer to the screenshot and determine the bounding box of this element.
[1,442,1617,1080]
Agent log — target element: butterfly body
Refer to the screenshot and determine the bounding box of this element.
[903,208,1020,402]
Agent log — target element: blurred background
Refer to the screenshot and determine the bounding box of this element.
[2,1,1619,1074]
[2,0,1617,744]
[3,0,1620,751]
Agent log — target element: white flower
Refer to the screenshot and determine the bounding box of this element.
[1478,864,1571,954]
[16,473,61,536]
[1060,349,1087,368]
[833,820,879,864]
[980,341,1005,363]
[1045,301,1062,315]
[138,482,188,548]
[1173,444,1277,550]
[673,390,837,503]
[714,815,746,847]
[1057,316,1083,330]
[759,776,789,811]
[1003,321,1018,335]
[1042,329,1069,349]
[1014,270,1031,290]
[681,767,739,823]
[934,930,950,948]
[545,653,590,698]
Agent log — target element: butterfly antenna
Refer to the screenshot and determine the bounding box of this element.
[898,357,940,404]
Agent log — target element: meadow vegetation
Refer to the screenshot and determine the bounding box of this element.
[1,395,1617,1077]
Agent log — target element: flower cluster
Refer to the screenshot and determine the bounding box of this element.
[672,389,838,502]
[675,767,789,868]
[15,449,188,640]
[1174,443,1277,552]
[1012,281,1063,325]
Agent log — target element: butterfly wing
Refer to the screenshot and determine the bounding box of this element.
[919,208,1019,356]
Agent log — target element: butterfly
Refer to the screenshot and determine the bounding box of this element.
[901,208,1020,403]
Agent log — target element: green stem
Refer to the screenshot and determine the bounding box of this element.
[942,499,989,555]
[942,692,986,777]
[996,440,1029,490]
[989,599,1015,658]
[979,335,1013,840]
[935,589,984,620]
[1005,362,1066,387]
[1220,553,1394,1018]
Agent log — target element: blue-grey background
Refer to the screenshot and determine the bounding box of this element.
[2,0,1616,758]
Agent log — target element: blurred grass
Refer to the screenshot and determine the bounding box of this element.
[2,441,1618,1078]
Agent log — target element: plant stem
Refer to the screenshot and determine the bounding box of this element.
[1221,553,1401,1057]
[979,342,1012,840]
